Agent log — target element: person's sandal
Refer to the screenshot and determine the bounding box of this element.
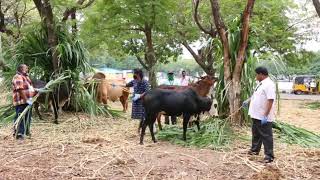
[248,150,259,155]
[263,157,274,163]
[16,135,24,140]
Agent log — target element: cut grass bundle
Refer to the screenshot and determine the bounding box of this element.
[157,118,233,149]
[273,121,320,148]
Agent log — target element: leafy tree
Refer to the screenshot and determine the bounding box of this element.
[172,0,297,78]
[81,0,182,87]
[32,0,95,73]
[191,0,256,125]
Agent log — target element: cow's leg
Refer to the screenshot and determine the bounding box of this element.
[102,97,108,105]
[149,115,157,143]
[34,102,43,120]
[51,95,59,124]
[171,116,177,125]
[149,124,157,143]
[139,116,148,145]
[156,113,162,130]
[125,98,128,111]
[122,90,129,112]
[182,114,191,141]
[138,117,143,134]
[195,114,200,131]
[119,95,126,112]
[164,115,169,124]
[188,116,194,128]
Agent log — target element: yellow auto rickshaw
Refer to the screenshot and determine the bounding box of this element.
[293,75,320,95]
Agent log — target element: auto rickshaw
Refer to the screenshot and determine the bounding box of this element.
[293,75,320,95]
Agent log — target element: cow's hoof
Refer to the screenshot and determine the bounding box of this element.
[153,140,158,143]
[139,142,144,145]
[53,121,59,124]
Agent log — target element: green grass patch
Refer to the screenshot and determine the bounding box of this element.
[157,118,233,150]
[273,121,320,148]
[305,101,320,110]
[0,104,15,126]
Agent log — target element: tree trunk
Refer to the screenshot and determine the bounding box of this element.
[227,80,243,124]
[209,0,255,125]
[33,0,59,74]
[148,67,157,88]
[313,0,320,17]
[145,24,157,88]
[43,0,59,73]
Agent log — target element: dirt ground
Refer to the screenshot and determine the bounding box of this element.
[0,100,319,179]
[277,99,320,133]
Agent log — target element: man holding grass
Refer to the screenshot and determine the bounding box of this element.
[12,64,36,140]
[243,66,276,163]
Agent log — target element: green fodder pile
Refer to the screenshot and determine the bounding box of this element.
[305,101,320,110]
[157,118,233,149]
[273,121,320,148]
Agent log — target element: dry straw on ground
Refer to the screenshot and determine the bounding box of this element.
[0,111,319,179]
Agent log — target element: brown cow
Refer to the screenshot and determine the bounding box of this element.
[106,78,130,112]
[92,72,130,112]
[156,75,216,130]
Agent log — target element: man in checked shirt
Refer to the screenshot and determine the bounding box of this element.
[12,64,37,140]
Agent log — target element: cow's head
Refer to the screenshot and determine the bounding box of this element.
[192,75,217,97]
[198,96,213,112]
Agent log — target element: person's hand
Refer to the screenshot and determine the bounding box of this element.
[35,88,46,93]
[242,99,250,108]
[26,98,33,106]
[261,116,268,125]
[132,94,141,101]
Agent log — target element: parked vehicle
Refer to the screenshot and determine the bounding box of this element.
[293,75,320,95]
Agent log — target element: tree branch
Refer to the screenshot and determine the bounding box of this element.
[210,0,231,80]
[285,15,316,31]
[101,26,145,32]
[33,0,45,18]
[182,41,203,65]
[150,0,156,28]
[192,0,214,36]
[3,0,20,13]
[135,55,149,70]
[129,38,149,69]
[62,0,95,21]
[233,0,255,79]
[313,0,320,17]
[78,0,95,10]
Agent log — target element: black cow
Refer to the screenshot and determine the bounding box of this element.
[32,79,71,124]
[141,88,212,144]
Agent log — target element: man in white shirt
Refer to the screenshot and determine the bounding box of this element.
[180,70,189,86]
[243,67,276,163]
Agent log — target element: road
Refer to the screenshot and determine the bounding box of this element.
[280,93,320,100]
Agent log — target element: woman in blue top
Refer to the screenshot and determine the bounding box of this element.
[126,69,150,131]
